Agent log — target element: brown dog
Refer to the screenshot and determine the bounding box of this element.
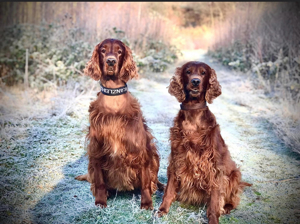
[158,61,251,223]
[75,38,163,209]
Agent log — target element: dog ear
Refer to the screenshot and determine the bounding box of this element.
[168,66,186,102]
[83,42,102,81]
[120,43,139,82]
[205,68,222,104]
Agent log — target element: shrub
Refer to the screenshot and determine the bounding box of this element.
[107,27,182,73]
[0,23,92,89]
[0,24,182,88]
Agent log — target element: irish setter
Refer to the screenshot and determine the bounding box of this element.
[75,39,163,209]
[158,61,251,223]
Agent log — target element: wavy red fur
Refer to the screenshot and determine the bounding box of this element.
[158,61,251,224]
[75,39,162,210]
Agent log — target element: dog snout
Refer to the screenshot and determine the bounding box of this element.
[106,58,117,66]
[191,78,200,87]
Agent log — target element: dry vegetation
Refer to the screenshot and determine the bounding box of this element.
[206,2,300,154]
[0,2,186,88]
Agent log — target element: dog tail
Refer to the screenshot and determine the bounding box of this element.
[75,173,89,182]
[157,180,165,191]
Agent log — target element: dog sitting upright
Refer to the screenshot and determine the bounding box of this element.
[75,38,163,209]
[158,61,251,224]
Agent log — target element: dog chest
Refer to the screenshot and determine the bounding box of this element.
[171,126,219,196]
[90,113,145,148]
[174,149,218,205]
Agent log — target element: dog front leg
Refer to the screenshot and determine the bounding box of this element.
[90,159,107,208]
[207,188,221,224]
[140,165,153,210]
[158,169,178,217]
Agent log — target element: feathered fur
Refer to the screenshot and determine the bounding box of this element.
[76,39,162,210]
[158,61,251,224]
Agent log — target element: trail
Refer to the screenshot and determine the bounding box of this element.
[0,50,299,224]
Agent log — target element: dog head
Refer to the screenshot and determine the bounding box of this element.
[168,61,221,103]
[84,38,138,83]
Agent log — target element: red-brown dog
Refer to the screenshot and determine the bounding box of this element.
[75,39,163,209]
[158,61,251,224]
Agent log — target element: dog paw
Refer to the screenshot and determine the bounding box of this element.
[95,199,107,208]
[141,201,153,210]
[156,209,168,218]
[208,214,219,224]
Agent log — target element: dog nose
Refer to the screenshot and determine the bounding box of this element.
[191,78,200,87]
[106,58,116,66]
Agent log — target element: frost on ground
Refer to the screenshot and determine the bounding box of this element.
[0,50,299,224]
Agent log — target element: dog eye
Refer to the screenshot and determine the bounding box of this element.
[101,49,106,53]
[186,70,191,74]
[118,50,122,54]
[201,71,206,75]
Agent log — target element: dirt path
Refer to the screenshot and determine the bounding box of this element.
[1,50,299,224]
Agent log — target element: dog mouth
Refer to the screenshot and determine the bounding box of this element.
[190,89,199,93]
[190,89,200,95]
[107,66,115,75]
[188,88,200,97]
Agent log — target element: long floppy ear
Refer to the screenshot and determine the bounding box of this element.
[120,44,139,82]
[83,43,102,80]
[168,66,185,102]
[205,68,222,104]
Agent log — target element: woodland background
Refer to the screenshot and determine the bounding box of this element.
[1,2,299,99]
[1,2,299,151]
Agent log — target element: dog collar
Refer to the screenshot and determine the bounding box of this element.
[180,102,207,110]
[100,83,128,96]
